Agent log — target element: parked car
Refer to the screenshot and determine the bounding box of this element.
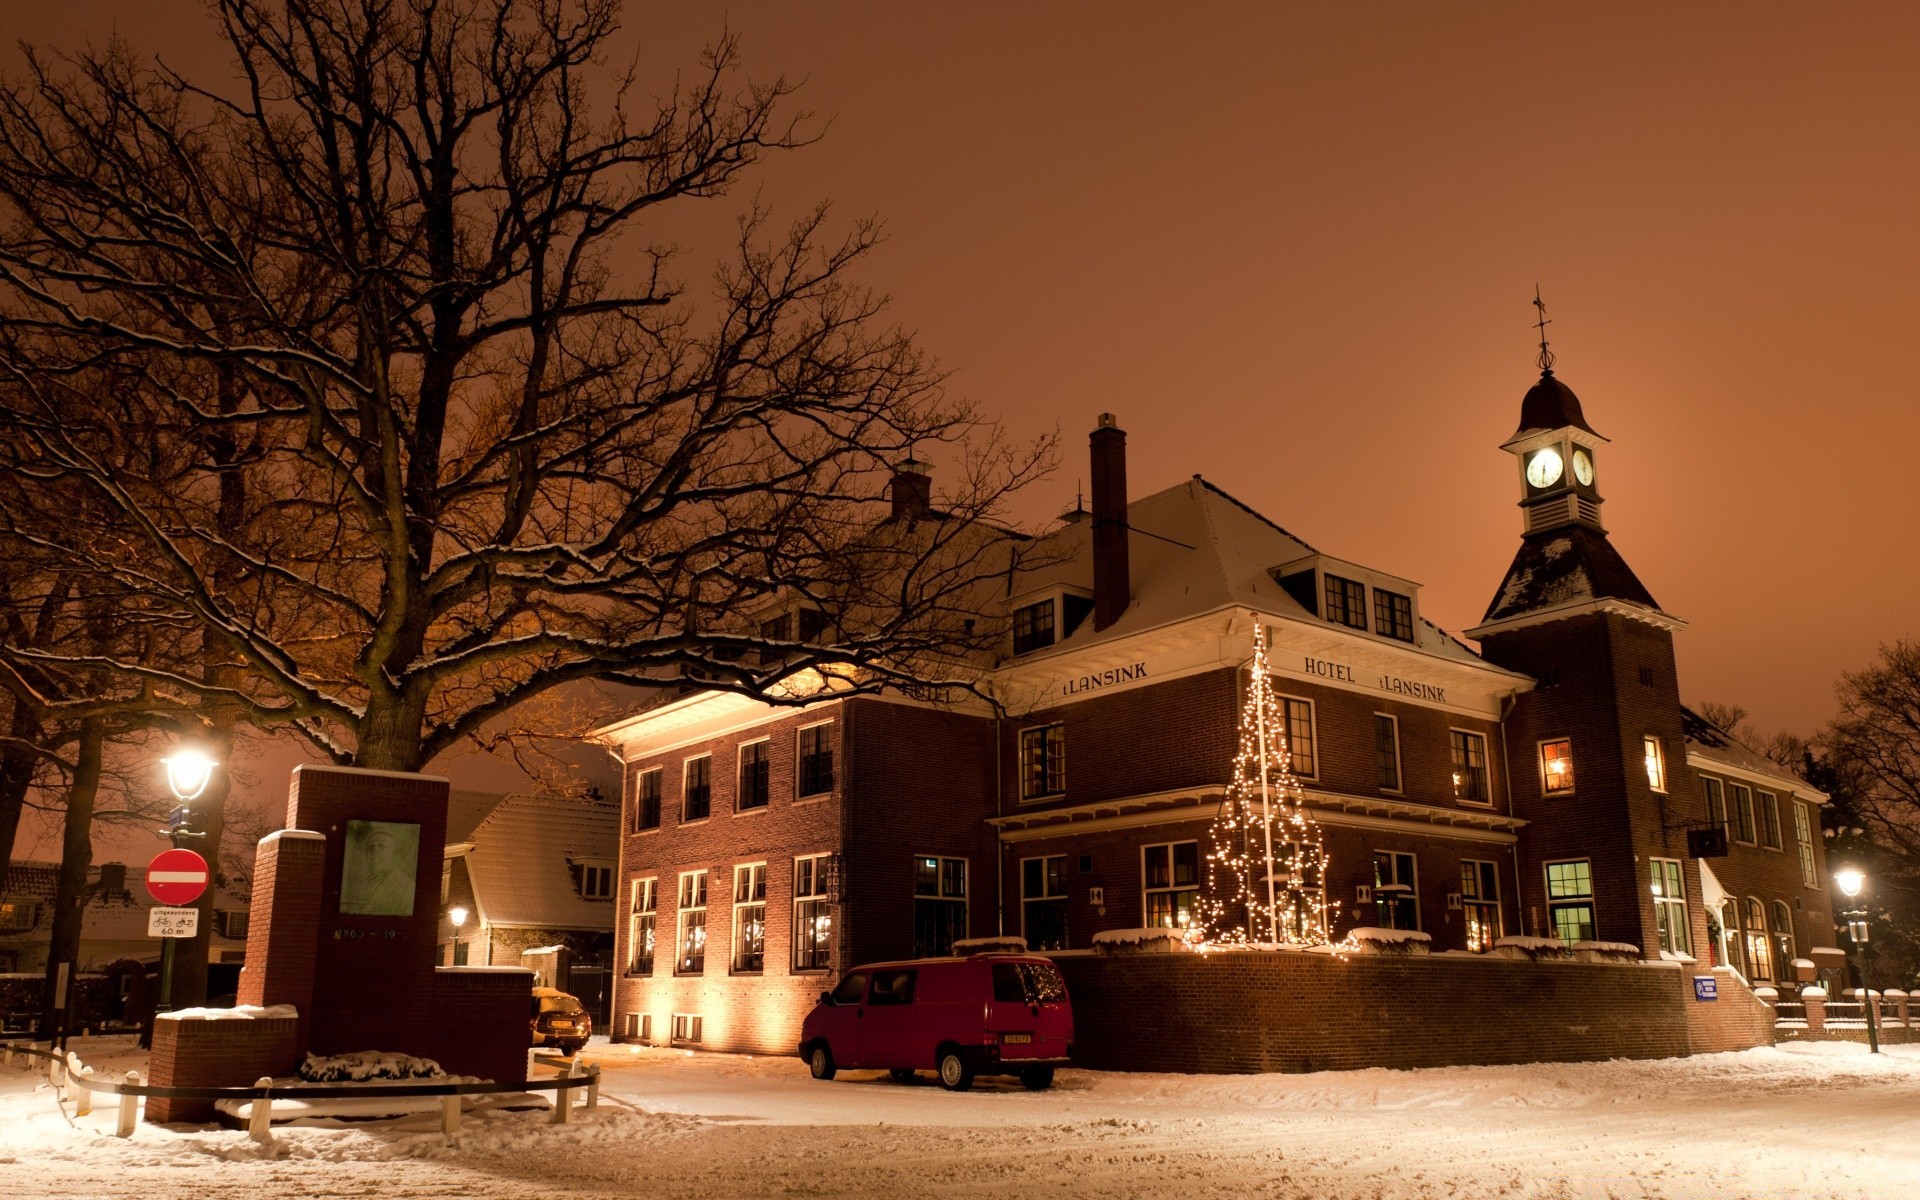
[530,986,592,1055]
[798,954,1073,1091]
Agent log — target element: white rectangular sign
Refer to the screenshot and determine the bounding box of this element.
[148,906,199,938]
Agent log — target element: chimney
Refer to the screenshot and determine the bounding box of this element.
[1090,414,1130,631]
[889,458,932,520]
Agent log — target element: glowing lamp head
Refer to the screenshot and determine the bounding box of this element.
[162,749,218,802]
[1834,868,1865,900]
[449,905,469,928]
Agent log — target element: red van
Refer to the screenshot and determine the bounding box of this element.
[798,954,1073,1091]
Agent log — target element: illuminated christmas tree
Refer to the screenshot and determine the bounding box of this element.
[1200,623,1332,946]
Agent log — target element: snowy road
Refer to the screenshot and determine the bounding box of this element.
[4,1038,1918,1199]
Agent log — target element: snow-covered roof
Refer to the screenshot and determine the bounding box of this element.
[462,793,619,930]
[1479,526,1663,625]
[1009,476,1490,671]
[1681,708,1822,797]
[445,789,506,846]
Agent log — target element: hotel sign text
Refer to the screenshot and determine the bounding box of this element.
[1061,662,1148,696]
[1300,656,1446,705]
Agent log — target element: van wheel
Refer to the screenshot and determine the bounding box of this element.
[888,1068,916,1083]
[1019,1065,1055,1091]
[936,1048,974,1092]
[808,1042,837,1081]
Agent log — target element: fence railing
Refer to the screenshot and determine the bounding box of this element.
[1771,1001,1807,1025]
[1822,1001,1869,1026]
[3,1038,600,1142]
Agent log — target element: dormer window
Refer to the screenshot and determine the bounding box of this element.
[576,861,614,901]
[1323,575,1368,631]
[1373,590,1414,642]
[1013,600,1056,654]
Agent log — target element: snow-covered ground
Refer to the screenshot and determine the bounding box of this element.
[4,1036,1917,1198]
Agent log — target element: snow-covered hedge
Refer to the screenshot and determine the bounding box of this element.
[299,1050,447,1083]
[1573,940,1641,962]
[157,1003,298,1021]
[1492,936,1575,961]
[952,936,1028,955]
[1342,927,1431,955]
[1091,928,1197,955]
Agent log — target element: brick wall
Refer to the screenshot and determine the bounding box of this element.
[145,1013,300,1124]
[430,967,532,1083]
[1698,781,1836,982]
[1680,965,1776,1054]
[236,830,326,1044]
[1054,949,1698,1074]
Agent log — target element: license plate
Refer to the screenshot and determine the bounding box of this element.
[551,1021,573,1030]
[1002,1033,1032,1044]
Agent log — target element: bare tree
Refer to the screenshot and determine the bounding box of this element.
[0,1,1050,773]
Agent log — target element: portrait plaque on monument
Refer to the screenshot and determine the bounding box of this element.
[340,819,421,915]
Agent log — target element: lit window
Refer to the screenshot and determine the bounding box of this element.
[1460,860,1501,951]
[1793,802,1817,888]
[793,855,833,971]
[1771,899,1795,970]
[1019,724,1066,798]
[1541,739,1574,795]
[633,768,662,831]
[676,871,708,973]
[1643,736,1666,792]
[1142,841,1200,930]
[627,878,656,975]
[1450,730,1490,803]
[1650,858,1689,956]
[1545,860,1594,944]
[1743,896,1773,980]
[732,864,766,972]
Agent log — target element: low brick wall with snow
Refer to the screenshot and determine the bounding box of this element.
[1054,948,1757,1074]
[146,1006,302,1124]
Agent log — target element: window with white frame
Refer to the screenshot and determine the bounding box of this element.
[578,862,613,901]
[670,1013,703,1044]
[1643,736,1666,792]
[732,863,766,971]
[1540,739,1574,795]
[793,854,833,971]
[676,871,708,973]
[1280,696,1317,778]
[1650,858,1690,956]
[1757,791,1781,850]
[1372,851,1418,930]
[1012,599,1056,655]
[1702,776,1726,834]
[1022,855,1069,951]
[1727,782,1756,844]
[627,878,656,974]
[1373,714,1402,792]
[634,767,663,831]
[1794,802,1818,887]
[683,755,712,822]
[1718,898,1743,975]
[1545,860,1595,944]
[1460,860,1501,951]
[912,855,967,958]
[1771,899,1795,971]
[1019,724,1066,799]
[1450,730,1490,804]
[737,740,770,812]
[1743,896,1773,980]
[1323,574,1368,631]
[1142,841,1200,930]
[797,723,835,797]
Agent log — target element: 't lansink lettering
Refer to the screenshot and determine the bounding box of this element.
[1062,662,1148,696]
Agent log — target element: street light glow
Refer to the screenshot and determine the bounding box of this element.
[1834,867,1865,899]
[449,905,469,928]
[161,749,218,802]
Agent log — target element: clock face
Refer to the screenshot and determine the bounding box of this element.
[1526,447,1564,489]
[1572,449,1594,487]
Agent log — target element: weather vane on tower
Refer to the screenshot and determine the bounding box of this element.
[1532,285,1555,374]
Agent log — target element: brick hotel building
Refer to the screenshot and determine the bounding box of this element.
[594,367,1835,1054]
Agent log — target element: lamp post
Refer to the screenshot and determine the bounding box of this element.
[449,905,469,966]
[1833,867,1879,1055]
[155,749,218,1021]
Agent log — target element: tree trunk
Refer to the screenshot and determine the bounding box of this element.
[354,690,431,772]
[39,718,103,1038]
[0,702,43,867]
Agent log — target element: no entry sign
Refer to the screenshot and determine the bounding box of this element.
[145,847,210,907]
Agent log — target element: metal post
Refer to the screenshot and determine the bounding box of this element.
[1849,909,1880,1054]
[116,1071,140,1137]
[441,1093,461,1136]
[249,1077,274,1143]
[156,937,177,1017]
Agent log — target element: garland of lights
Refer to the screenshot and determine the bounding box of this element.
[1199,623,1332,947]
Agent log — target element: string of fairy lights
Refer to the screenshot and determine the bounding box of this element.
[1198,623,1334,947]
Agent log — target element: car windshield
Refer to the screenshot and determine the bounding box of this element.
[539,996,584,1014]
[830,972,868,1005]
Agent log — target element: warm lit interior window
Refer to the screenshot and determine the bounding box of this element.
[1643,736,1666,792]
[1541,739,1574,794]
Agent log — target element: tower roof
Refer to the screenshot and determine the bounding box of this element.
[1511,370,1602,441]
[1479,525,1661,625]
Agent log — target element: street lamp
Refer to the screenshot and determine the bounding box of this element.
[162,749,218,803]
[449,905,469,965]
[1833,867,1879,1054]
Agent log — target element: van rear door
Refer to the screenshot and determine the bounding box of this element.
[985,960,1071,1061]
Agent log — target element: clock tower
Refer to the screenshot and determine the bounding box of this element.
[1469,361,1712,966]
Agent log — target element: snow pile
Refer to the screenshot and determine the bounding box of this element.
[1802,986,1828,999]
[1573,940,1640,960]
[1752,987,1779,1000]
[1091,928,1197,954]
[1492,935,1574,960]
[158,1004,298,1021]
[1342,928,1430,955]
[299,1050,448,1082]
[952,936,1028,954]
[1791,957,1816,970]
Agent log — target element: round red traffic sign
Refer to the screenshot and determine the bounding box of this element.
[145,847,210,906]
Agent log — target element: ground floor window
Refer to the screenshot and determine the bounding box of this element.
[1772,899,1795,972]
[1545,860,1594,944]
[1743,896,1773,981]
[1022,855,1069,950]
[628,877,656,975]
[732,863,766,972]
[1142,841,1200,930]
[913,855,967,957]
[671,1013,703,1044]
[677,870,708,973]
[1650,858,1690,956]
[1373,851,1418,929]
[1717,898,1742,973]
[1460,859,1501,951]
[793,854,832,971]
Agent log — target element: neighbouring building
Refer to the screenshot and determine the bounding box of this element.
[435,790,621,1019]
[593,365,1838,1057]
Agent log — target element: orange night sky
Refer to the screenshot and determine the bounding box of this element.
[10,1,1916,762]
